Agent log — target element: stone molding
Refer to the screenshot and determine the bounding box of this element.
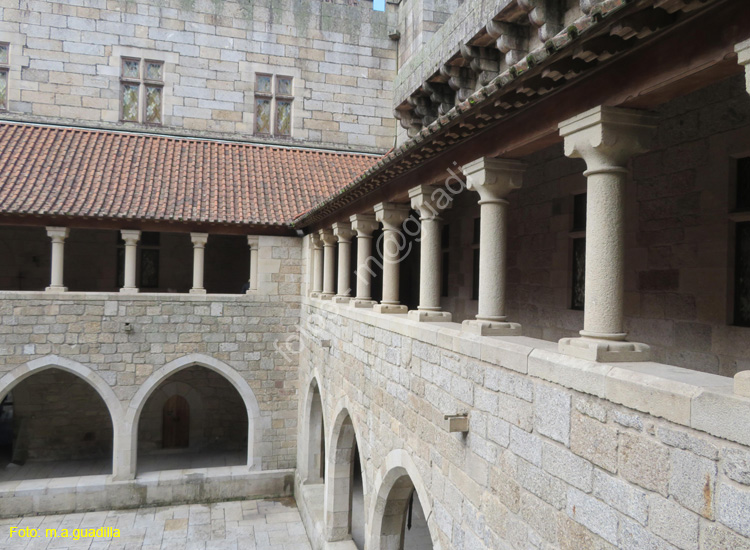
[462,157,526,202]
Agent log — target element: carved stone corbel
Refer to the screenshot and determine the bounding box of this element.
[460,43,501,86]
[440,64,477,102]
[518,0,564,42]
[486,19,529,68]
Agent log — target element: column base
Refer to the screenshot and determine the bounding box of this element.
[558,337,651,362]
[309,291,321,298]
[350,299,377,309]
[408,310,452,322]
[189,288,207,295]
[119,288,139,295]
[373,303,408,314]
[462,319,522,336]
[45,286,68,293]
[332,296,351,304]
[320,293,335,301]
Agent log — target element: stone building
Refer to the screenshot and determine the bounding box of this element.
[1,0,750,549]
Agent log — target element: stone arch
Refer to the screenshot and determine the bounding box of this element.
[124,353,261,478]
[302,373,326,483]
[138,381,205,451]
[367,449,440,550]
[324,399,367,546]
[0,355,124,475]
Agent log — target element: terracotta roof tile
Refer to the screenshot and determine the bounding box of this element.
[0,122,378,227]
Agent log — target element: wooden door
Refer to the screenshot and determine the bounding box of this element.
[162,395,189,448]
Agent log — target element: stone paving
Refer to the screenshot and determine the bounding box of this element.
[0,498,311,549]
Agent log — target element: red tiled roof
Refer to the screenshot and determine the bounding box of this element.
[0,122,378,227]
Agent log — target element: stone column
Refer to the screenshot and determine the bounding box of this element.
[320,229,336,300]
[310,233,323,298]
[350,213,379,308]
[373,202,410,314]
[737,39,750,94]
[461,158,525,336]
[120,230,141,294]
[408,185,452,322]
[247,236,259,293]
[558,105,657,362]
[332,222,353,304]
[190,233,208,295]
[45,227,69,293]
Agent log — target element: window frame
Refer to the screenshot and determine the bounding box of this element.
[254,74,293,137]
[0,42,10,111]
[120,57,164,125]
[731,156,750,327]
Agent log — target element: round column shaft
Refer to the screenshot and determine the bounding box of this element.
[120,230,141,294]
[320,229,336,299]
[373,202,410,314]
[190,233,208,295]
[350,213,379,308]
[310,235,323,297]
[333,222,353,304]
[45,227,69,293]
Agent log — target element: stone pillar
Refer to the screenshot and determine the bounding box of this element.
[407,185,452,322]
[120,230,141,294]
[190,233,208,295]
[558,105,657,362]
[310,233,323,298]
[461,158,525,336]
[45,227,69,293]
[737,39,750,94]
[373,202,410,314]
[247,236,259,293]
[320,229,336,300]
[350,213,380,308]
[332,222,354,304]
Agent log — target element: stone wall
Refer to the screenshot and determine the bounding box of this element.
[297,298,750,550]
[0,235,304,474]
[11,369,114,462]
[0,0,397,152]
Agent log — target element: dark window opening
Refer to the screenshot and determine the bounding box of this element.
[572,238,586,311]
[572,192,587,232]
[735,222,750,327]
[737,157,750,212]
[441,225,449,297]
[472,248,480,301]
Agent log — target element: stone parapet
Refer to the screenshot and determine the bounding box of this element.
[298,297,750,549]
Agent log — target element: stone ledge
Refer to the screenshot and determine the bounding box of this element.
[304,297,748,446]
[0,291,287,303]
[0,467,294,518]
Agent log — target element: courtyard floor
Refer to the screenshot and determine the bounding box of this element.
[0,498,311,549]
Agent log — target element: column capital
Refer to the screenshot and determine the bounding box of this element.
[559,106,658,170]
[408,184,451,220]
[373,202,410,231]
[310,232,322,248]
[120,229,141,245]
[247,235,259,249]
[46,226,70,242]
[332,222,353,243]
[350,213,379,237]
[736,39,750,93]
[190,232,208,247]
[462,157,526,202]
[319,228,337,246]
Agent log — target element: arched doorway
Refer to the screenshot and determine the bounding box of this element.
[136,366,247,473]
[0,367,114,481]
[326,410,366,549]
[370,452,437,550]
[305,379,325,484]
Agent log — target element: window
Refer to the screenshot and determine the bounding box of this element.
[0,43,9,111]
[116,232,160,289]
[441,224,450,298]
[734,158,750,326]
[472,217,480,301]
[255,74,293,136]
[571,193,587,310]
[121,58,163,124]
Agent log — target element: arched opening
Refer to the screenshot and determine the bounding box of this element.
[0,368,114,481]
[326,412,366,549]
[379,475,434,550]
[306,380,325,484]
[136,366,247,473]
